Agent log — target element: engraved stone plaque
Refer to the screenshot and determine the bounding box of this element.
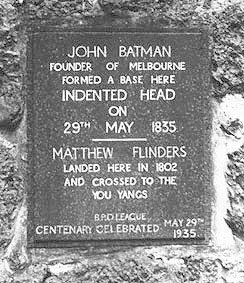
[27,29,211,247]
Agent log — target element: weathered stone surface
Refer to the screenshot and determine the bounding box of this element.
[0,140,23,249]
[0,0,244,282]
[221,118,244,139]
[4,200,28,272]
[212,4,244,97]
[226,144,244,239]
[98,0,173,16]
[23,0,101,20]
[0,1,24,129]
[7,249,220,283]
[45,277,62,283]
[0,96,23,128]
[177,257,218,283]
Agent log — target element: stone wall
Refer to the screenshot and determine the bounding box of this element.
[0,0,244,282]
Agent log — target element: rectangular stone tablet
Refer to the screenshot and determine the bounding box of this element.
[27,29,211,247]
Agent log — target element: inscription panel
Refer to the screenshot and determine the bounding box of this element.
[27,29,211,247]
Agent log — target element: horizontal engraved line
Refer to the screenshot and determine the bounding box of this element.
[92,138,147,142]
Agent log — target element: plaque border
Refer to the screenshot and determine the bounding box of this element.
[26,27,212,248]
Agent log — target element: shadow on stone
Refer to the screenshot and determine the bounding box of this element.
[0,96,24,130]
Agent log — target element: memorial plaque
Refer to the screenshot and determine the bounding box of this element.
[27,29,211,247]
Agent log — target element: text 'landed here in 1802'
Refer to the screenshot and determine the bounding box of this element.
[27,29,211,247]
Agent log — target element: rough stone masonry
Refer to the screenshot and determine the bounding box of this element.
[0,0,244,282]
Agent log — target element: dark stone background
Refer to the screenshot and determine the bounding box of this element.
[0,0,244,282]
